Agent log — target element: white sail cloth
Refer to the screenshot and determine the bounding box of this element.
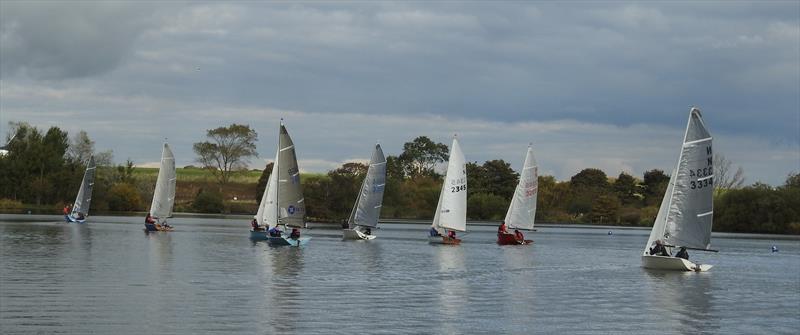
[71,156,96,217]
[504,146,538,231]
[432,137,467,232]
[348,144,387,228]
[149,143,176,223]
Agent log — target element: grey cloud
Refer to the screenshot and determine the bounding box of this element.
[0,1,163,79]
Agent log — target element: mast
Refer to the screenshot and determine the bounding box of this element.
[276,119,281,229]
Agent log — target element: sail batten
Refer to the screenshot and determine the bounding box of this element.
[348,144,387,229]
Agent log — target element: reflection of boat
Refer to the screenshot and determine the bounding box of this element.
[144,143,176,232]
[643,107,716,272]
[251,121,309,246]
[65,156,96,223]
[429,136,467,245]
[643,270,717,333]
[498,145,537,245]
[266,247,305,333]
[434,243,467,333]
[343,144,386,241]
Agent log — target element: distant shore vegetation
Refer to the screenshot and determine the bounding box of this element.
[1,122,798,234]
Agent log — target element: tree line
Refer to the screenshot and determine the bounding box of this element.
[1,122,798,234]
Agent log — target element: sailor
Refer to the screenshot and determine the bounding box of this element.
[76,212,85,220]
[364,227,372,235]
[289,228,300,239]
[649,240,670,256]
[447,230,457,239]
[145,213,156,224]
[251,218,264,231]
[675,247,689,260]
[63,204,71,216]
[430,227,441,237]
[514,229,524,242]
[268,226,282,237]
[498,221,508,234]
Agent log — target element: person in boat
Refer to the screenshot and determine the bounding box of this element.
[649,240,670,256]
[675,247,689,260]
[63,204,71,216]
[162,221,172,229]
[289,228,300,240]
[76,212,85,220]
[430,227,441,237]
[514,229,524,242]
[145,213,156,224]
[364,227,372,235]
[498,221,508,235]
[268,226,283,237]
[251,219,264,231]
[447,230,457,239]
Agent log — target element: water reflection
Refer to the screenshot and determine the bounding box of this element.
[267,247,305,334]
[434,245,467,333]
[499,245,537,325]
[644,270,718,334]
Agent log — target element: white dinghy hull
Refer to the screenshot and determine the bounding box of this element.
[342,229,376,241]
[641,255,713,272]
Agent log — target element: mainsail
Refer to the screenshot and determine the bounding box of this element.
[432,137,467,232]
[504,145,537,230]
[70,156,96,217]
[644,107,714,253]
[348,144,387,228]
[277,124,305,228]
[149,143,176,223]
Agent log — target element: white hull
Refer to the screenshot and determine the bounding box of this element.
[342,229,376,240]
[641,255,712,272]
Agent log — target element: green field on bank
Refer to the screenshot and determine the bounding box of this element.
[132,167,263,183]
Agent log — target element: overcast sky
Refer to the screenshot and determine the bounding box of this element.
[1,1,798,184]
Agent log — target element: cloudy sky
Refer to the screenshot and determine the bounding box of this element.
[1,1,798,184]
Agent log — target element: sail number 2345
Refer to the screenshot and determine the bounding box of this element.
[451,185,467,193]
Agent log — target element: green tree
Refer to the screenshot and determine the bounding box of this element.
[398,136,449,177]
[193,124,258,184]
[327,162,369,220]
[192,187,224,213]
[643,169,669,206]
[107,183,142,211]
[613,172,639,205]
[590,194,621,224]
[467,192,507,220]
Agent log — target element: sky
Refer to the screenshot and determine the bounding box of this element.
[1,1,798,185]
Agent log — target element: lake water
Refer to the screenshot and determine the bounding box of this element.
[1,214,798,334]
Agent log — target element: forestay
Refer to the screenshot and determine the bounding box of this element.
[149,143,176,223]
[348,144,386,228]
[277,124,305,228]
[432,137,467,232]
[504,146,537,230]
[644,108,714,253]
[71,156,96,217]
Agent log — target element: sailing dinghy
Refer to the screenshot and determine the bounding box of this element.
[145,143,176,232]
[498,145,536,245]
[343,144,386,240]
[429,136,467,245]
[251,152,278,240]
[65,156,96,223]
[642,107,717,272]
[250,122,310,246]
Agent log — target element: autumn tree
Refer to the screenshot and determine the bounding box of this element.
[714,153,745,192]
[193,124,258,184]
[397,136,449,177]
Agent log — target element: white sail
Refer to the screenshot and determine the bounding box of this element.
[432,137,467,232]
[504,145,537,230]
[70,156,96,217]
[644,107,714,253]
[149,143,176,223]
[256,152,279,227]
[348,144,387,228]
[277,124,305,228]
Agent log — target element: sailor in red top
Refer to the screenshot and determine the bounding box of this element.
[63,204,71,215]
[498,221,508,234]
[447,230,457,239]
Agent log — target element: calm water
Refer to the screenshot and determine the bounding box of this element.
[1,214,798,334]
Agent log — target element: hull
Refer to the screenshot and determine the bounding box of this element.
[428,236,461,245]
[641,255,712,272]
[250,230,269,240]
[268,236,311,247]
[497,232,532,245]
[144,223,173,232]
[342,229,376,241]
[65,215,86,224]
